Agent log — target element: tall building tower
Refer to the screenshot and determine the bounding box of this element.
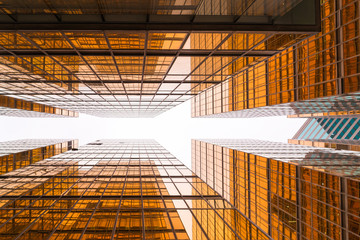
[192,0,360,118]
[193,139,360,240]
[289,114,360,151]
[0,0,319,117]
[0,95,78,117]
[0,139,77,174]
[0,139,269,239]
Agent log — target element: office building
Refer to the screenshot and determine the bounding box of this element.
[0,95,78,117]
[0,0,319,117]
[0,139,269,239]
[289,114,360,151]
[192,0,360,118]
[193,139,360,240]
[0,139,77,175]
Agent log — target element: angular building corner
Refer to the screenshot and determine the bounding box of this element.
[192,139,360,239]
[0,139,77,175]
[192,0,360,119]
[289,111,360,151]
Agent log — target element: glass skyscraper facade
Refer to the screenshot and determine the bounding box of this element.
[0,95,78,118]
[0,0,319,117]
[0,139,77,175]
[192,0,360,118]
[192,139,360,240]
[0,139,269,239]
[0,0,359,239]
[289,114,360,151]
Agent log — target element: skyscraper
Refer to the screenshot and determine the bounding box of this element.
[192,0,360,118]
[192,139,360,239]
[0,139,269,239]
[0,95,78,117]
[289,114,360,151]
[0,0,319,117]
[0,139,77,174]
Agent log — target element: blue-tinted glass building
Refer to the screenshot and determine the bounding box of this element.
[290,116,360,151]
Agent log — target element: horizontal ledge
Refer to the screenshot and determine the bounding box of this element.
[0,14,320,32]
[0,195,223,200]
[0,93,198,96]
[0,49,280,57]
[0,80,224,84]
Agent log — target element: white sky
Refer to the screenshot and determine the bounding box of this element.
[0,101,306,168]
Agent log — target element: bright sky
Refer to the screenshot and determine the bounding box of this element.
[0,100,306,168]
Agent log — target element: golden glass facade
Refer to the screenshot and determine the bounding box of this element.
[0,0,319,117]
[0,139,78,175]
[0,139,269,239]
[192,0,360,118]
[0,95,78,117]
[193,139,360,240]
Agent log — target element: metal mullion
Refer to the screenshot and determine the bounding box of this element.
[187,162,270,239]
[17,32,95,104]
[138,160,146,240]
[0,60,72,94]
[8,168,81,239]
[148,33,190,106]
[0,71,226,77]
[201,187,271,240]
[340,118,356,139]
[2,92,197,96]
[0,58,88,113]
[41,1,61,22]
[0,22,320,33]
[110,162,129,240]
[0,79,225,85]
[0,38,72,95]
[315,118,330,140]
[0,195,232,200]
[173,32,234,88]
[0,8,17,22]
[0,81,48,97]
[0,49,70,95]
[60,32,117,111]
[44,175,94,240]
[349,120,360,139]
[328,118,348,139]
[165,166,200,239]
[152,166,179,239]
[78,166,116,239]
[140,32,148,108]
[0,165,81,210]
[160,32,276,112]
[0,49,280,57]
[188,32,277,93]
[103,31,130,108]
[154,32,235,112]
[180,177,210,240]
[233,0,258,23]
[308,118,327,139]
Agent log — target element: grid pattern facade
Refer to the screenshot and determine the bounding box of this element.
[192,0,360,118]
[294,117,360,140]
[0,139,77,175]
[289,116,360,151]
[0,95,78,117]
[0,139,269,239]
[193,139,360,240]
[0,0,318,118]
